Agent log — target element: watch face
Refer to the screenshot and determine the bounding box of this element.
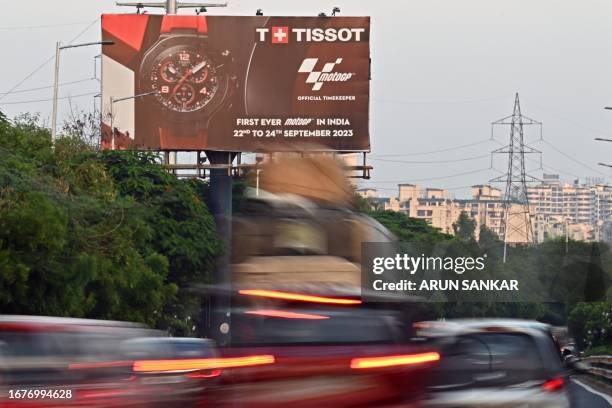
[147,48,220,113]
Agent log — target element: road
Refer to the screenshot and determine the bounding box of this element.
[570,379,612,407]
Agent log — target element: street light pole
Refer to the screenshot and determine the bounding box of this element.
[51,41,61,144]
[51,40,114,144]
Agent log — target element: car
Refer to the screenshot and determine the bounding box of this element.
[118,337,222,406]
[415,319,573,408]
[0,315,159,407]
[199,285,440,408]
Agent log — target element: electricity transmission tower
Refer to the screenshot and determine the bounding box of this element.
[490,93,542,263]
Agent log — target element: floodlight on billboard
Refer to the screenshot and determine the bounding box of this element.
[100,14,370,152]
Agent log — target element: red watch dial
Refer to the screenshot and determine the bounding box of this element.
[148,48,219,113]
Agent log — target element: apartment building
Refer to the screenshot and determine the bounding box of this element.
[357,175,611,243]
[526,175,612,241]
[391,184,530,241]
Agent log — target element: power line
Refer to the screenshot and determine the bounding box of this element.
[370,138,493,157]
[523,97,610,137]
[540,139,609,178]
[370,154,490,165]
[0,17,99,103]
[363,184,480,193]
[510,136,607,180]
[0,78,95,96]
[359,167,500,184]
[1,91,99,105]
[524,155,581,180]
[371,94,512,106]
[0,21,92,30]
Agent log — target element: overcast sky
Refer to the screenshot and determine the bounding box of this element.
[1,0,612,198]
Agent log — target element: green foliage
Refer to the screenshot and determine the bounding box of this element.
[478,224,501,253]
[369,210,452,243]
[453,211,476,242]
[568,302,612,350]
[0,116,220,333]
[582,344,612,356]
[354,193,373,213]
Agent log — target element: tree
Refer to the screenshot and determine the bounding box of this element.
[354,193,373,212]
[0,114,220,334]
[369,210,452,243]
[453,212,476,242]
[568,302,612,350]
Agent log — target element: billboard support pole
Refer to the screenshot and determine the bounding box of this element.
[206,150,235,346]
[166,0,177,14]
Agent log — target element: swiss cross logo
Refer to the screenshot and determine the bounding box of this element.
[271,26,289,43]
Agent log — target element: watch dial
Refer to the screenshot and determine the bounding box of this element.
[148,49,219,113]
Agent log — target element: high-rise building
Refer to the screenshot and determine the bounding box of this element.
[526,175,612,240]
[373,176,611,243]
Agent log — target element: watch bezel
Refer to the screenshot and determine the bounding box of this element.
[138,34,234,119]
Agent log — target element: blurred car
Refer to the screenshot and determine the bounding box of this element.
[0,315,159,406]
[200,285,440,408]
[415,319,572,408]
[119,337,221,406]
[211,184,439,407]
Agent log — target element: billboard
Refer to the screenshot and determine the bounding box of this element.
[101,14,370,152]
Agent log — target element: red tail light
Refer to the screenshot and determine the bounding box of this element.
[542,377,565,392]
[239,289,362,305]
[245,309,329,320]
[186,369,221,378]
[133,355,275,373]
[350,352,440,369]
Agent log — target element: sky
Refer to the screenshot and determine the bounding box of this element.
[1,0,612,198]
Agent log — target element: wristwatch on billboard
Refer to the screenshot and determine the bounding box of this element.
[137,15,237,148]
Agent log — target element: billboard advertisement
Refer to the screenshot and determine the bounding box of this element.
[100,14,370,152]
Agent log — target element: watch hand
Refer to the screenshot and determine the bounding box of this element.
[191,61,207,74]
[172,69,192,95]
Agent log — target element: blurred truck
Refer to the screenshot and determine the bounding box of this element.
[202,154,441,407]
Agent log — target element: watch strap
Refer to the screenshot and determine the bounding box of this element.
[160,15,208,34]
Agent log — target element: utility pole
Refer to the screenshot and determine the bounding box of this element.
[490,93,542,263]
[565,218,569,254]
[51,40,113,144]
[51,41,61,144]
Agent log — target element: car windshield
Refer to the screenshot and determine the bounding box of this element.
[431,332,548,388]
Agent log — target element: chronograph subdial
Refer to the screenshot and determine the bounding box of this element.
[172,83,196,106]
[159,60,181,83]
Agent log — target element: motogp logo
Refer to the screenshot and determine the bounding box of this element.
[298,58,354,91]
